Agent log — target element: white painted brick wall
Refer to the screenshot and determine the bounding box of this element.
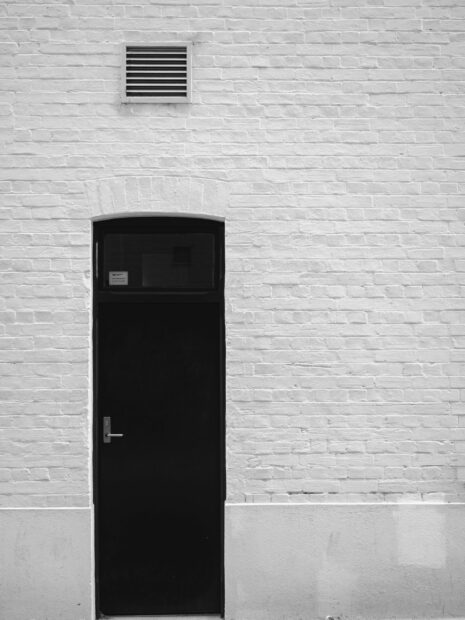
[0,0,464,506]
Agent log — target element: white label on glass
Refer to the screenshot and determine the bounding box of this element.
[109,271,128,286]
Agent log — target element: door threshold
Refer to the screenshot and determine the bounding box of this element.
[105,617,222,620]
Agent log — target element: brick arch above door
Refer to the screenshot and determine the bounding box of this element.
[85,175,228,221]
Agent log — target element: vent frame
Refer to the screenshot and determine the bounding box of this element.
[121,42,192,104]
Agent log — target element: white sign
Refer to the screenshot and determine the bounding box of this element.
[109,271,128,286]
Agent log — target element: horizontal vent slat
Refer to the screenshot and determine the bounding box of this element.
[127,56,187,59]
[126,84,186,92]
[126,46,185,51]
[127,75,186,78]
[127,84,187,88]
[127,51,187,55]
[127,62,186,67]
[127,55,187,60]
[127,67,186,71]
[126,71,187,75]
[127,58,186,61]
[127,78,187,82]
[127,58,186,62]
[126,93,187,98]
[126,92,186,95]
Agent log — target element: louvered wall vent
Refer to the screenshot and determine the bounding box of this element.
[122,44,191,103]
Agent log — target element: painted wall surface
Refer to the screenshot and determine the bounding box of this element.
[1,0,464,508]
[1,0,465,618]
[226,503,465,620]
[3,504,464,620]
[0,508,92,620]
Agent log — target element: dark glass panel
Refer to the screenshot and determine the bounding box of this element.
[103,233,215,290]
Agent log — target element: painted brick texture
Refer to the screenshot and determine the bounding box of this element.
[0,0,464,507]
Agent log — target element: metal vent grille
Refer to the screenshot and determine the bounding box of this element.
[122,44,191,103]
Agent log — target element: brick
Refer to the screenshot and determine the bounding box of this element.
[0,0,464,507]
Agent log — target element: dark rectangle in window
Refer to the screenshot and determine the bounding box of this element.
[103,233,216,290]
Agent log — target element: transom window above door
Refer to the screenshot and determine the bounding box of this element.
[96,218,222,293]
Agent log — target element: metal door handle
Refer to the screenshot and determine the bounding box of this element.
[103,416,124,444]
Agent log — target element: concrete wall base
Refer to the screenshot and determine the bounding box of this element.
[0,508,92,620]
[2,504,465,619]
[225,503,465,620]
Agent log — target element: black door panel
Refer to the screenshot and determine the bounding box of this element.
[94,218,224,617]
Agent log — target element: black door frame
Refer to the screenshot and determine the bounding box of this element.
[92,216,225,618]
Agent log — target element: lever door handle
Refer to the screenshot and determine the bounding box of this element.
[103,417,124,444]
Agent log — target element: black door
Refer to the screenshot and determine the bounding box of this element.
[94,218,224,617]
